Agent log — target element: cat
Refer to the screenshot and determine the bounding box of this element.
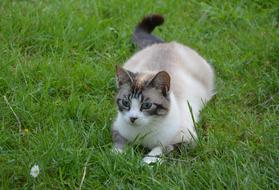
[112,14,215,164]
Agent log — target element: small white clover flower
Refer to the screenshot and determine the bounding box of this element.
[30,164,40,178]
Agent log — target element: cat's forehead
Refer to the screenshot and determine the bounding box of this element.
[127,73,155,98]
[117,73,154,94]
[117,75,167,103]
[133,72,154,89]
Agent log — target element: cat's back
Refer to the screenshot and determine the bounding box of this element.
[124,42,177,72]
[124,41,214,94]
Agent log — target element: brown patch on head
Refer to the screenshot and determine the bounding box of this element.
[133,73,153,88]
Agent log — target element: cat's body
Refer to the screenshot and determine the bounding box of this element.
[112,15,214,164]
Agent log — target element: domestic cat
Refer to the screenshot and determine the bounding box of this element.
[112,14,214,164]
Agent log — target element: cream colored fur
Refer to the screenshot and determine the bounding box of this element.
[113,41,214,164]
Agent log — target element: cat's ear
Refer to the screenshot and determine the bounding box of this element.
[115,65,134,88]
[149,71,170,95]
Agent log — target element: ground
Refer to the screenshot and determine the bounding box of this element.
[0,0,278,189]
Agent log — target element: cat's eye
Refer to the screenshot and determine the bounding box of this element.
[122,99,130,107]
[141,102,152,110]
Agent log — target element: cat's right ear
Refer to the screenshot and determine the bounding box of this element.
[148,71,170,96]
[115,66,134,88]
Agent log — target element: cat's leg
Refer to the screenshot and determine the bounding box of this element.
[112,130,127,153]
[143,145,174,164]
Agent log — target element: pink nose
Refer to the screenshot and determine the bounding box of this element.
[130,117,138,123]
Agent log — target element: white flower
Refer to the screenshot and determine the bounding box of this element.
[30,165,40,178]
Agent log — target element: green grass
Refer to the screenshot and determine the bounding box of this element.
[0,0,278,189]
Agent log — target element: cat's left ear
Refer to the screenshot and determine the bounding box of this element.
[149,71,170,96]
[115,65,134,88]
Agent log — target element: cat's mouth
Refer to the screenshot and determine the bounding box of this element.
[128,120,141,127]
[129,121,139,126]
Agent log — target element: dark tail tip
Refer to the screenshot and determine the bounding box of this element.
[133,14,165,49]
[137,14,164,33]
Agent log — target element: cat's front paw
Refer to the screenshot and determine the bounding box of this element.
[142,156,162,164]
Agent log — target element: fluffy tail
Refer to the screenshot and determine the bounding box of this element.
[132,14,165,49]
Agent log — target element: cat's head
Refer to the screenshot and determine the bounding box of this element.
[115,66,171,127]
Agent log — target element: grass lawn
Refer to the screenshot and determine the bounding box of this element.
[0,0,278,189]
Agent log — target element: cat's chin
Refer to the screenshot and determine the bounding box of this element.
[127,122,138,127]
[125,120,151,128]
[127,122,144,127]
[121,116,151,127]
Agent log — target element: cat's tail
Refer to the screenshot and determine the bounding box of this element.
[132,14,165,49]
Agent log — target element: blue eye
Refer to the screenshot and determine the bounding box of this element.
[141,102,152,110]
[122,99,130,107]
